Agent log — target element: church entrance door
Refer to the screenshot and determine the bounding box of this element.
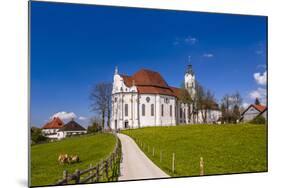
[124,121,129,129]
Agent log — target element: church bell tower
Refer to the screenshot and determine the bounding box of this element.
[184,57,196,100]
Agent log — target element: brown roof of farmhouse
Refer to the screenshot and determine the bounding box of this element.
[42,117,64,129]
[121,69,182,97]
[59,120,86,132]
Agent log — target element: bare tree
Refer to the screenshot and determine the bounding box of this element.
[90,82,112,130]
[221,91,243,123]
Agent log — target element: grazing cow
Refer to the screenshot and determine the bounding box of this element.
[58,154,67,164]
[70,155,79,163]
[58,154,80,164]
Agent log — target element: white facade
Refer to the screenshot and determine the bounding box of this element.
[57,130,87,140]
[110,66,222,130]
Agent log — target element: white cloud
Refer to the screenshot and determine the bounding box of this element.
[184,36,198,45]
[253,71,267,85]
[249,87,266,104]
[203,53,214,58]
[242,102,250,108]
[78,116,87,121]
[50,111,77,121]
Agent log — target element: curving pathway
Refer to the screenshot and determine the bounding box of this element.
[117,133,169,180]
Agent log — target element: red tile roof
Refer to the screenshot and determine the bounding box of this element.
[252,104,267,112]
[241,104,267,115]
[169,86,181,98]
[42,117,64,129]
[121,69,182,97]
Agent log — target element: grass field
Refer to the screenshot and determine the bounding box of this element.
[122,124,267,177]
[31,133,116,186]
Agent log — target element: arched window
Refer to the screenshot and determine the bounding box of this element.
[151,104,154,116]
[142,104,145,116]
[180,108,182,118]
[170,105,172,117]
[125,104,128,117]
[161,104,164,116]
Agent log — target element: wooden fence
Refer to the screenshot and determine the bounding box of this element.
[56,134,122,185]
[132,136,205,176]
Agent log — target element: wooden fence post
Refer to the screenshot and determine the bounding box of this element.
[63,170,68,184]
[75,169,80,183]
[96,164,99,182]
[110,155,113,170]
[105,159,109,180]
[200,157,204,176]
[89,163,93,182]
[172,153,175,174]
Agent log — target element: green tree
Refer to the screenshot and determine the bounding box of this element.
[31,127,48,144]
[87,118,102,133]
[250,115,265,124]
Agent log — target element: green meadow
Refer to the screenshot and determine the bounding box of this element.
[31,133,116,186]
[122,124,267,177]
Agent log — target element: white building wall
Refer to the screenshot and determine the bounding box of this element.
[197,109,222,124]
[157,95,176,126]
[242,107,260,122]
[42,128,60,135]
[111,72,138,130]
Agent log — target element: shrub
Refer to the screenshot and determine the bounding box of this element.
[250,116,266,124]
[31,127,48,144]
[87,122,102,133]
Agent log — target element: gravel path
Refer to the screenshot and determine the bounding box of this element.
[117,133,169,181]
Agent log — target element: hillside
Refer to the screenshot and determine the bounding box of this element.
[122,124,267,177]
[31,133,116,186]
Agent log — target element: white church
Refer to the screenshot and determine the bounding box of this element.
[110,64,221,130]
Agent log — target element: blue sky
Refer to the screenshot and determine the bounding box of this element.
[30,1,267,127]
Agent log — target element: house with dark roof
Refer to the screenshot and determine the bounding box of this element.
[240,104,267,122]
[42,118,87,140]
[42,117,64,139]
[57,120,87,139]
[111,65,222,130]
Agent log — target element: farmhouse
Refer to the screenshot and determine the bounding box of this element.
[42,117,64,139]
[240,104,267,122]
[110,64,221,130]
[42,118,87,139]
[57,120,87,139]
